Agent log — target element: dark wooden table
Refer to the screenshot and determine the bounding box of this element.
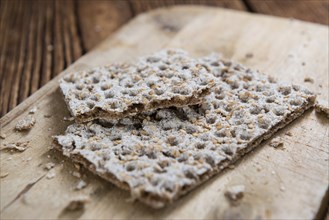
[0,0,328,117]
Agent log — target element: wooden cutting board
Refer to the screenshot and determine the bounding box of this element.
[1,6,328,219]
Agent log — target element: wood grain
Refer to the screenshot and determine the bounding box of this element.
[0,6,328,219]
[246,0,329,25]
[130,0,246,14]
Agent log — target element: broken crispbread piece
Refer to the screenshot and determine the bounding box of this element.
[315,100,329,118]
[60,49,215,123]
[54,54,316,208]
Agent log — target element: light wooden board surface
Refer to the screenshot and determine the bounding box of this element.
[1,6,328,219]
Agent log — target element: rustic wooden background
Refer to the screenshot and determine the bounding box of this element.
[0,0,328,117]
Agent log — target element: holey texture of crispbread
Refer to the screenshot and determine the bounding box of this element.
[55,54,316,208]
[60,50,215,123]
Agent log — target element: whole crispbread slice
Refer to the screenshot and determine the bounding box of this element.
[60,49,215,123]
[54,54,316,208]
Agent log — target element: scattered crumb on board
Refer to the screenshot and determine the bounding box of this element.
[46,169,56,179]
[29,106,38,114]
[285,131,293,136]
[63,116,75,121]
[1,141,30,152]
[225,185,245,202]
[245,53,253,58]
[1,172,9,178]
[269,137,284,149]
[0,133,6,139]
[315,100,329,118]
[74,164,81,170]
[72,171,81,178]
[304,77,314,83]
[63,196,90,211]
[75,180,87,190]
[15,115,36,131]
[45,162,55,170]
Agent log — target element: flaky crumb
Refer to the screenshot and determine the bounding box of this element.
[1,141,30,152]
[29,106,38,114]
[45,162,55,170]
[74,164,81,170]
[225,185,245,201]
[63,196,90,211]
[75,180,87,190]
[245,53,253,59]
[285,131,293,136]
[72,171,81,178]
[304,77,314,83]
[15,115,36,131]
[269,137,284,149]
[63,116,75,121]
[0,172,9,178]
[46,169,56,179]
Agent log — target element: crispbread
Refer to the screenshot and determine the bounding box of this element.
[60,50,215,123]
[54,54,316,208]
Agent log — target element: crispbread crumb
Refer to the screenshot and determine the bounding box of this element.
[1,141,30,152]
[63,116,75,121]
[29,106,38,114]
[45,162,55,170]
[225,185,245,201]
[72,171,81,178]
[245,53,253,58]
[269,137,284,149]
[46,169,56,179]
[0,172,9,178]
[285,131,293,136]
[63,196,90,211]
[315,100,329,118]
[304,77,314,83]
[0,133,6,139]
[15,115,36,131]
[75,180,87,190]
[74,164,81,170]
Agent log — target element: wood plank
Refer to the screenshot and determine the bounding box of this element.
[0,6,328,219]
[131,0,246,14]
[246,0,329,25]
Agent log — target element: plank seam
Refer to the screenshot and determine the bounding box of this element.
[242,0,255,13]
[74,0,87,55]
[127,0,137,17]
